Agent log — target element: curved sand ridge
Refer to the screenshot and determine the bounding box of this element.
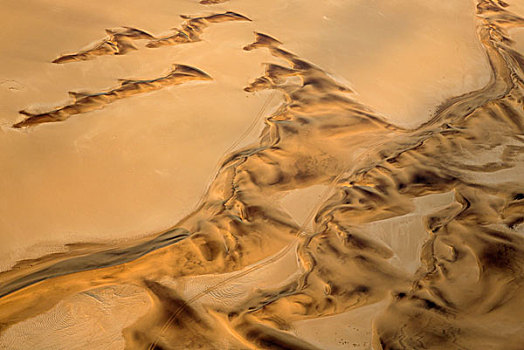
[1,0,524,349]
[200,0,231,5]
[51,12,250,64]
[13,65,212,128]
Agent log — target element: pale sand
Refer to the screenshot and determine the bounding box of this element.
[0,2,279,270]
[229,0,492,126]
[0,0,523,349]
[0,0,490,270]
[0,285,151,349]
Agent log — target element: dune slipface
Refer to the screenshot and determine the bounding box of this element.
[51,12,251,63]
[13,65,212,128]
[1,0,523,349]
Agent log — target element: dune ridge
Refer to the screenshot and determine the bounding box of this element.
[1,0,523,349]
[51,27,155,64]
[200,0,231,4]
[12,64,212,128]
[52,11,250,63]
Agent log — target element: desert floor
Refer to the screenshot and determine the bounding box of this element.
[1,0,523,349]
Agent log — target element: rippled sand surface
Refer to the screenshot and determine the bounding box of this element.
[1,0,523,349]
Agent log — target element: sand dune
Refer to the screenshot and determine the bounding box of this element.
[13,65,212,128]
[52,11,250,63]
[200,0,231,5]
[146,12,250,48]
[52,27,155,64]
[1,0,523,349]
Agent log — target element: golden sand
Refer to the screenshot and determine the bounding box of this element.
[1,0,523,349]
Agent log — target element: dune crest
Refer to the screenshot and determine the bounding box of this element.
[200,0,230,5]
[1,0,524,349]
[13,65,212,128]
[146,11,251,48]
[52,27,155,64]
[52,11,250,63]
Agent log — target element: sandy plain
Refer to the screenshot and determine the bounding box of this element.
[0,0,523,349]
